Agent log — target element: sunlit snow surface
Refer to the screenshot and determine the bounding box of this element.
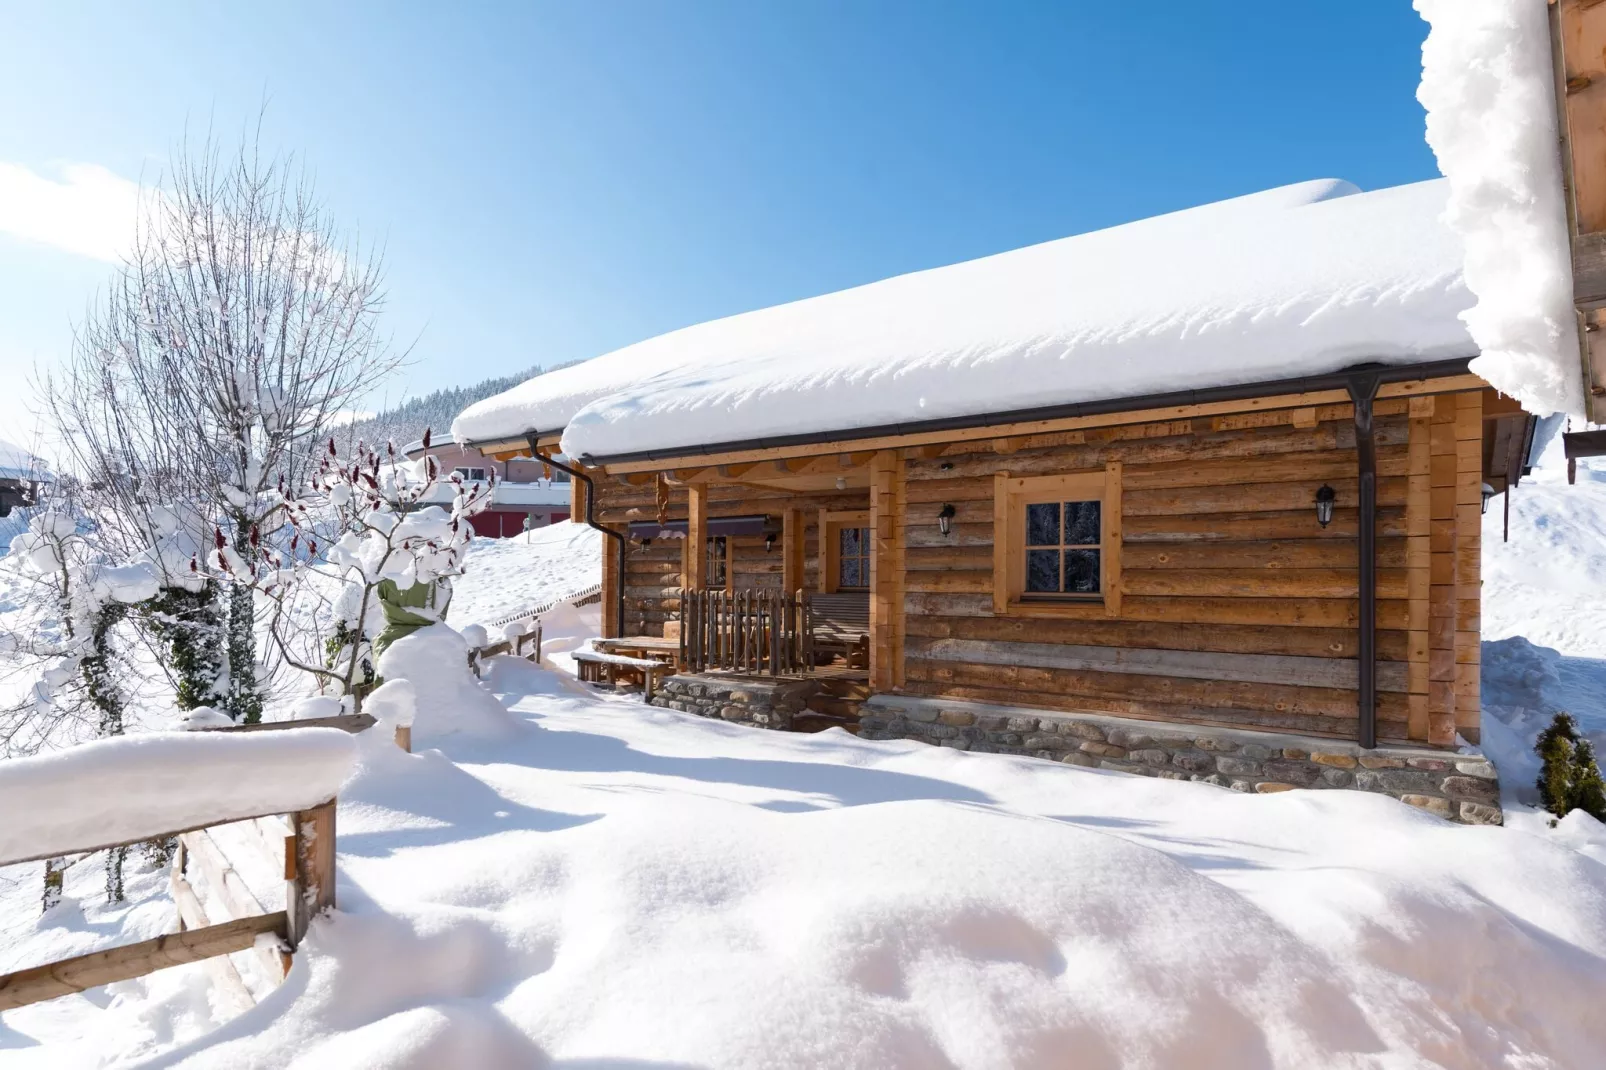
[0,476,1604,1066]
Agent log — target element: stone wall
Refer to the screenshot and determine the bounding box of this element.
[652,674,820,731]
[860,695,1502,825]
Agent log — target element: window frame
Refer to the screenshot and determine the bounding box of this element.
[992,463,1122,618]
[818,509,870,594]
[454,466,488,483]
[705,534,731,591]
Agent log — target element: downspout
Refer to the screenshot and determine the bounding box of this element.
[1346,369,1382,750]
[528,435,627,638]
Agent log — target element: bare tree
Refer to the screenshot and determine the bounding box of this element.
[46,129,404,722]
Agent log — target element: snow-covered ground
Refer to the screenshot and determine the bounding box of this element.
[3,635,1603,1068]
[447,522,601,631]
[0,458,1604,1067]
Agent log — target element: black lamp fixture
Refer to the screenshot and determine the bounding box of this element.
[1481,482,1495,515]
[1314,484,1336,528]
[764,532,776,552]
[937,503,956,536]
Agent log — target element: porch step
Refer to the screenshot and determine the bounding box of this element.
[804,695,865,719]
[804,676,871,723]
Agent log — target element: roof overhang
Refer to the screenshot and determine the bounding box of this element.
[581,356,1481,471]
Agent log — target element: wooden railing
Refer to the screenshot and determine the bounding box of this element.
[0,716,364,1013]
[680,588,813,675]
[0,797,336,1013]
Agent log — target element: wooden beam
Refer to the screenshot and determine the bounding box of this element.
[286,801,336,950]
[685,485,707,590]
[600,375,1488,475]
[0,912,288,1012]
[781,507,803,595]
[868,451,900,691]
[180,829,287,980]
[719,462,759,478]
[170,871,257,1013]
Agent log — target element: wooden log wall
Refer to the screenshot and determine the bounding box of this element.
[591,479,868,637]
[898,393,1486,746]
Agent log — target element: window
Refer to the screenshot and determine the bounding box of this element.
[454,466,488,482]
[705,535,729,590]
[837,526,870,590]
[993,464,1122,617]
[818,509,870,593]
[1024,500,1101,595]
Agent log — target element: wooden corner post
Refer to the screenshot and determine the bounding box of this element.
[686,485,707,591]
[868,451,903,691]
[286,800,337,949]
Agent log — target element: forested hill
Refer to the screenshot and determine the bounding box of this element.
[341,364,552,449]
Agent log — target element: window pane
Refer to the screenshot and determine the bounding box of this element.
[1063,500,1101,545]
[840,527,861,556]
[1026,503,1060,546]
[1065,549,1100,593]
[840,557,862,588]
[1026,549,1060,592]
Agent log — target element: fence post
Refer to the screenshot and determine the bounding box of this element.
[286,799,337,949]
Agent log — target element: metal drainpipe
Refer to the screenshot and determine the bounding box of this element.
[1345,370,1382,750]
[528,436,627,638]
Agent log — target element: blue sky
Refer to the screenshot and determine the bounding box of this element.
[0,1,1438,444]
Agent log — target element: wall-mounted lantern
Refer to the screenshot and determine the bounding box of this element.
[1481,482,1495,514]
[937,503,956,537]
[764,532,776,552]
[1314,484,1336,528]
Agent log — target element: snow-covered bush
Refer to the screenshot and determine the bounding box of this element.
[242,433,490,711]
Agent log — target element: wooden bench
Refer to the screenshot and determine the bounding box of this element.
[810,592,870,669]
[573,649,664,702]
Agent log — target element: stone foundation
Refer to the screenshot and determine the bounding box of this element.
[860,695,1503,826]
[652,674,820,731]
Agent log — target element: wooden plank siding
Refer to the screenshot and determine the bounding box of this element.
[896,397,1480,746]
[585,386,1487,748]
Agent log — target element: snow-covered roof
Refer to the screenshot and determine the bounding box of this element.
[0,439,51,482]
[417,480,571,509]
[400,434,456,457]
[455,178,1477,461]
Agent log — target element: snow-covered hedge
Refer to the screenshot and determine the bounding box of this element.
[0,728,357,865]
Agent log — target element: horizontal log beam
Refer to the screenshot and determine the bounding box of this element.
[0,912,288,1012]
[906,636,1407,691]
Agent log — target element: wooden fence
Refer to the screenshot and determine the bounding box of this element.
[680,588,813,675]
[0,717,362,1013]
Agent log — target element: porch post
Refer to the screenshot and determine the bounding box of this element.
[686,485,707,591]
[868,450,904,691]
[781,508,803,595]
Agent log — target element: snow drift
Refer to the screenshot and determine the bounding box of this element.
[0,728,357,865]
[1416,0,1584,416]
[455,178,1475,460]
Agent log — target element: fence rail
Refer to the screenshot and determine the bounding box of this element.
[680,588,812,676]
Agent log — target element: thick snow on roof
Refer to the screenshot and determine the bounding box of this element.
[1416,0,1583,417]
[456,178,1475,460]
[0,439,50,482]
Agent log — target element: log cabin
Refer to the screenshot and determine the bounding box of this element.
[454,178,1544,823]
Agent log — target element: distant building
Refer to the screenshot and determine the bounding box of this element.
[399,434,571,538]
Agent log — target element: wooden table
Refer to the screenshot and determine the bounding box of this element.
[593,636,680,664]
